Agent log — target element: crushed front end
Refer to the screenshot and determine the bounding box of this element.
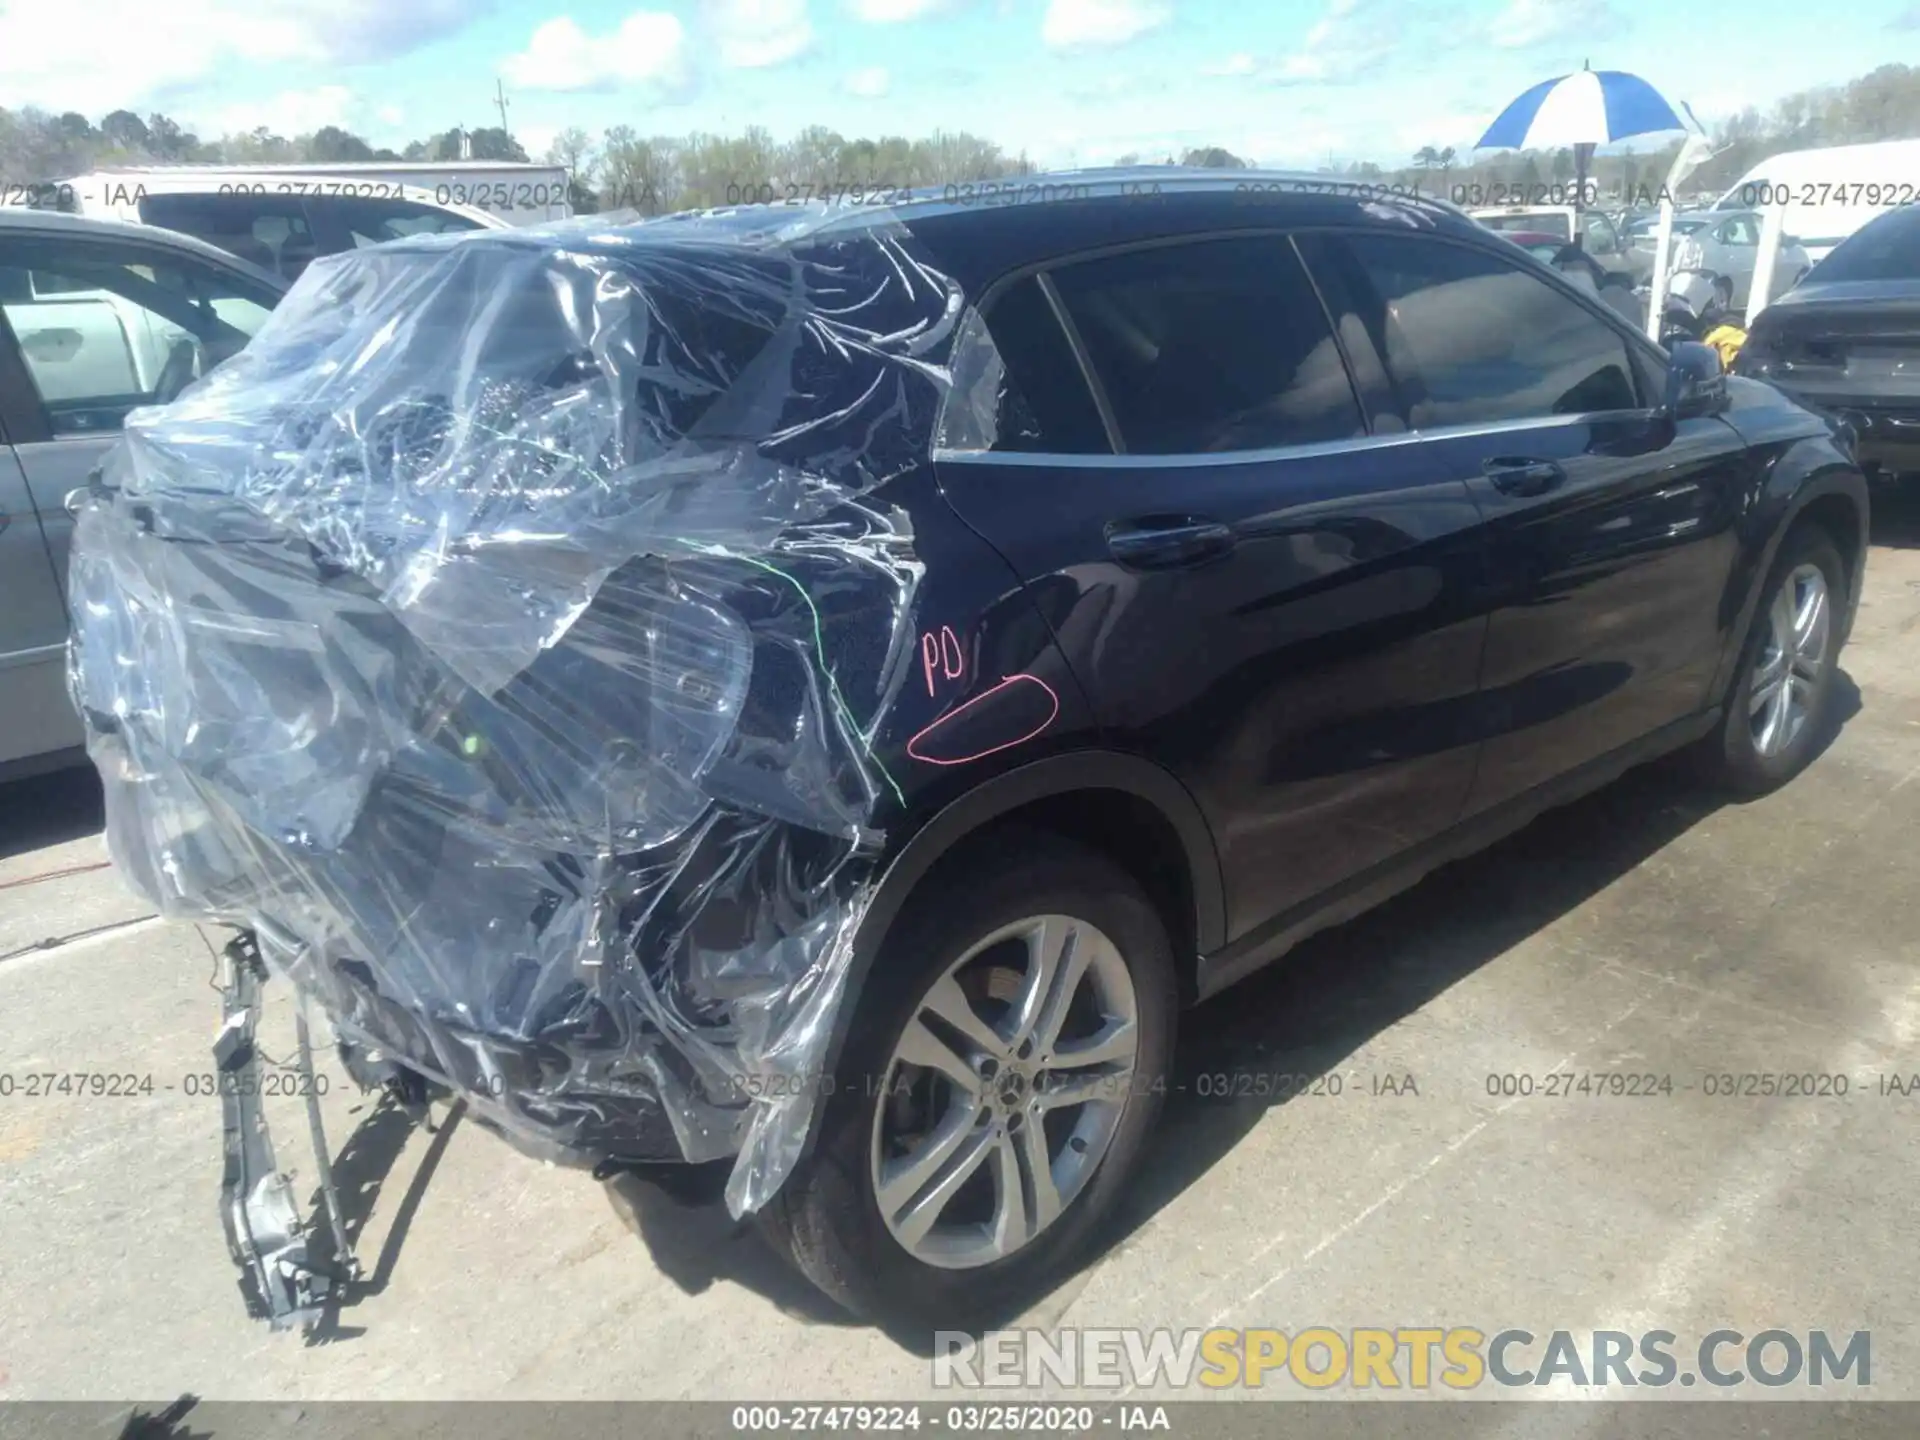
[66,206,967,1324]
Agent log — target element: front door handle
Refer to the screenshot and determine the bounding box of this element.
[1482,457,1566,497]
[1105,515,1237,569]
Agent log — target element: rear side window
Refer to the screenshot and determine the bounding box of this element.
[1808,205,1920,283]
[1046,236,1364,455]
[966,275,1109,454]
[1336,233,1640,429]
[139,193,318,284]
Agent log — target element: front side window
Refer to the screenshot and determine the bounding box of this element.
[1718,215,1760,247]
[1045,236,1364,455]
[1337,232,1641,430]
[0,239,276,434]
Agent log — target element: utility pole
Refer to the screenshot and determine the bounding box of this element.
[495,80,510,138]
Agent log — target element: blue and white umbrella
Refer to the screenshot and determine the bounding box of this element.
[1476,64,1710,342]
[1477,65,1692,151]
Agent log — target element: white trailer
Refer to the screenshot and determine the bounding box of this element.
[1715,139,1920,264]
[58,161,572,229]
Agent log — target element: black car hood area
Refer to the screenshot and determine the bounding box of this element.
[65,207,968,1215]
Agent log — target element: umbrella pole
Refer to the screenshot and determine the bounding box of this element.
[1573,141,1595,248]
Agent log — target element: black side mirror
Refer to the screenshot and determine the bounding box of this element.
[1666,340,1728,419]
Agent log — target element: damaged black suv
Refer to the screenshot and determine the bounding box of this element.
[70,172,1867,1334]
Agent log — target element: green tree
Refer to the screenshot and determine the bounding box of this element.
[1180,146,1246,168]
[310,126,376,163]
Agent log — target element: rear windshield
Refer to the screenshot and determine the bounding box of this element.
[1807,205,1920,283]
[1479,212,1572,241]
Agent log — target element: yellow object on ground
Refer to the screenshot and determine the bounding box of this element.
[1703,323,1747,369]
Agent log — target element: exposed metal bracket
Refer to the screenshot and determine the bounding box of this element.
[215,930,361,1332]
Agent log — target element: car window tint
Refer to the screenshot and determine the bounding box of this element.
[1342,233,1640,429]
[138,193,319,284]
[1808,204,1920,282]
[958,275,1109,454]
[1721,215,1760,246]
[329,198,488,247]
[0,240,275,435]
[1045,236,1363,455]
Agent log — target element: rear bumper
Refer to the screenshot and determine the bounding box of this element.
[1838,406,1920,474]
[1751,386,1920,473]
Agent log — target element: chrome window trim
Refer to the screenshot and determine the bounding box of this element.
[1036,270,1125,455]
[933,406,1663,469]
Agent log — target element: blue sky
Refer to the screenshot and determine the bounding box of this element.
[3,0,1916,169]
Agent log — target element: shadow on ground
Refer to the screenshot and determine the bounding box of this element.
[1870,478,1920,549]
[0,764,103,864]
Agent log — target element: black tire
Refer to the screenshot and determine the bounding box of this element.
[1697,525,1846,795]
[760,830,1177,1336]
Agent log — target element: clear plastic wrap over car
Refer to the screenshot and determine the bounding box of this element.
[65,200,976,1216]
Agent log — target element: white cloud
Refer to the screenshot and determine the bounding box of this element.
[843,66,892,97]
[1267,0,1398,84]
[1486,0,1621,48]
[1041,0,1169,50]
[849,0,951,18]
[198,85,355,137]
[0,0,486,111]
[501,12,689,92]
[706,0,813,67]
[1204,53,1256,76]
[376,105,406,128]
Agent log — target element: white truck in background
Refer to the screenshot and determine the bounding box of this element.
[1715,139,1920,265]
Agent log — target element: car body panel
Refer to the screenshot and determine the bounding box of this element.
[934,441,1492,946]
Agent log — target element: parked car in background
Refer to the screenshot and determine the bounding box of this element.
[1737,204,1920,483]
[1470,204,1648,281]
[1670,210,1811,311]
[1716,139,1920,264]
[70,172,1869,1333]
[0,209,286,778]
[1624,211,1711,250]
[42,169,508,284]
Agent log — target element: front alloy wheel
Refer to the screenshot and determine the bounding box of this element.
[1748,561,1830,759]
[869,915,1139,1269]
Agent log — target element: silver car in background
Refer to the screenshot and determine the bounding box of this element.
[1631,209,1812,311]
[0,210,284,778]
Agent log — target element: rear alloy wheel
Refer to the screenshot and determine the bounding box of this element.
[762,833,1175,1333]
[1701,526,1845,793]
[869,914,1140,1269]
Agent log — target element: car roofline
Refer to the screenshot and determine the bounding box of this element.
[0,207,290,290]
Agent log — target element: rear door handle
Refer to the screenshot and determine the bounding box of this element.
[1482,457,1566,497]
[1105,515,1237,569]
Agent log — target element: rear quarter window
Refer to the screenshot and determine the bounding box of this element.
[1807,205,1920,283]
